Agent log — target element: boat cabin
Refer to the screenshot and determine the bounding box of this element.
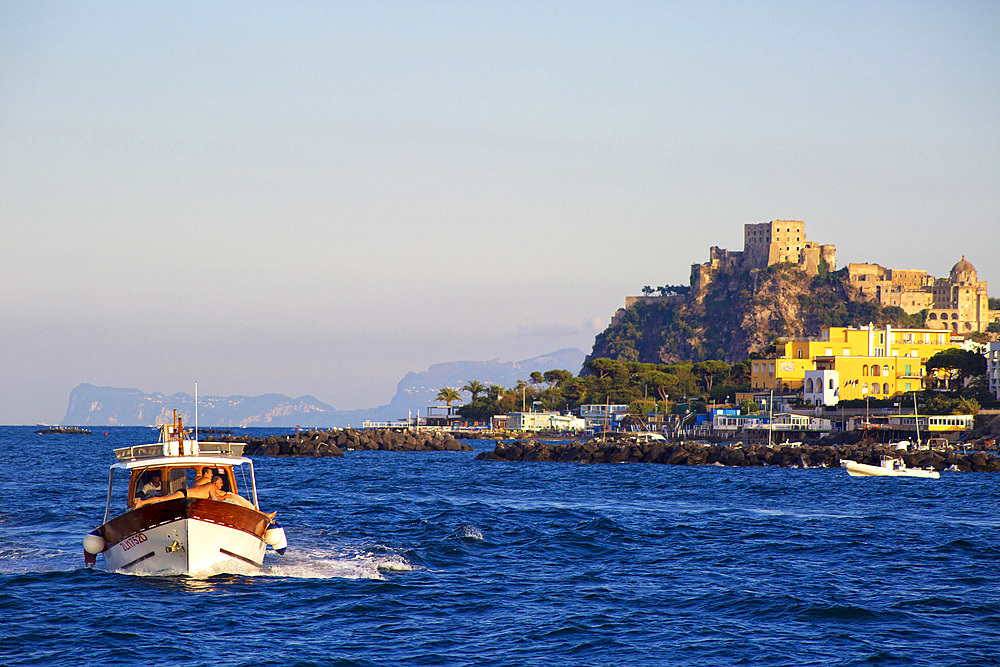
[101,414,259,522]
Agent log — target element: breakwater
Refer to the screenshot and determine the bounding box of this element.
[205,428,472,456]
[475,438,1000,471]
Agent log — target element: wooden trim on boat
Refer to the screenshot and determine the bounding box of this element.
[100,499,270,548]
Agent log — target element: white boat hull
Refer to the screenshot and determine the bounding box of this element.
[98,498,270,576]
[841,459,940,479]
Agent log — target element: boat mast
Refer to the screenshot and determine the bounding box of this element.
[195,381,199,445]
[913,392,920,447]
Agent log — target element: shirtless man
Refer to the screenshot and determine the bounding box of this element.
[134,475,277,522]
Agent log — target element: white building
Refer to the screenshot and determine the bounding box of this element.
[803,370,839,406]
[988,342,1000,400]
[506,412,587,432]
[578,404,630,430]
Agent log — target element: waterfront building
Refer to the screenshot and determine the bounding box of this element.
[506,411,587,432]
[751,324,958,406]
[988,342,1000,401]
[577,404,630,430]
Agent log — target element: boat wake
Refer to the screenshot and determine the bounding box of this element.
[254,545,414,580]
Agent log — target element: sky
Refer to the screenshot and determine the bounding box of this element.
[1,1,998,424]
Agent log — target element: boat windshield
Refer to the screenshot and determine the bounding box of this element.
[126,465,239,508]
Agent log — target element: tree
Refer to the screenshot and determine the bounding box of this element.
[435,387,462,407]
[543,369,573,388]
[461,380,485,402]
[642,285,654,296]
[693,360,731,395]
[953,397,980,415]
[926,348,987,389]
[529,371,545,392]
[739,399,759,414]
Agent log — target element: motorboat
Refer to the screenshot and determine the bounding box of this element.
[83,412,286,576]
[840,457,940,479]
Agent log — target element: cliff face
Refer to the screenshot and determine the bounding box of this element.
[588,266,925,366]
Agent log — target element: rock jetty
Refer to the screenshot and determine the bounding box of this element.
[475,439,1000,472]
[205,428,472,457]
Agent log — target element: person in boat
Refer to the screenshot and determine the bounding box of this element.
[137,474,162,500]
[194,466,216,487]
[134,475,277,521]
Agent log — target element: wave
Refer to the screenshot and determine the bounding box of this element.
[253,544,414,580]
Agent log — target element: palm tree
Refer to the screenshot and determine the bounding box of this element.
[461,380,485,402]
[435,387,462,407]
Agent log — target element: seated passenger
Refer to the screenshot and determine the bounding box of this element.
[138,474,162,500]
[135,475,277,522]
[193,466,216,487]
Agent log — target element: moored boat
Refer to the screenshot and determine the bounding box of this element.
[840,457,940,479]
[84,413,286,576]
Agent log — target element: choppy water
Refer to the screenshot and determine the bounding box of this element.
[1,425,998,666]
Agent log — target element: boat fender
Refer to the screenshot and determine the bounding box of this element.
[83,529,105,555]
[264,522,287,554]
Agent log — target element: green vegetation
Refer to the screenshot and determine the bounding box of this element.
[454,358,751,423]
[435,387,462,407]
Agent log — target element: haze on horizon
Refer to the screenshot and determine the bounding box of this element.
[2,1,998,424]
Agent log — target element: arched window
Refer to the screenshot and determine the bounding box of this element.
[882,365,889,376]
[872,365,881,377]
[863,383,868,393]
[863,365,869,377]
[928,312,937,320]
[829,378,835,390]
[952,313,959,320]
[805,378,813,393]
[964,322,973,331]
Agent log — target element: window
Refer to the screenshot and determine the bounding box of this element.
[863,365,869,376]
[829,378,834,390]
[882,365,889,376]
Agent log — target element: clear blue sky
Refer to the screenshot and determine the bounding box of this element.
[2,1,997,424]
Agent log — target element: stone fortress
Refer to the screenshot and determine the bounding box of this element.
[685,220,996,333]
[690,220,836,295]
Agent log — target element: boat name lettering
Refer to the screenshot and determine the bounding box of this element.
[121,533,148,551]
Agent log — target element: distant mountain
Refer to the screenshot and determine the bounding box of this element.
[61,348,586,427]
[62,383,337,427]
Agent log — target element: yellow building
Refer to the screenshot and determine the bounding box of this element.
[750,324,957,404]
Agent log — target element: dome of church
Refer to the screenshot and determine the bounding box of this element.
[950,255,976,282]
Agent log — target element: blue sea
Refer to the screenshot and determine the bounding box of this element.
[1,425,998,666]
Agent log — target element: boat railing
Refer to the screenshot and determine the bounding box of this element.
[114,440,246,461]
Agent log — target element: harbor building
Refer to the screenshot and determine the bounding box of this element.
[506,412,587,432]
[750,324,958,406]
[988,342,1000,401]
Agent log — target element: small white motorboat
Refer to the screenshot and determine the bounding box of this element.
[83,412,287,576]
[840,456,940,479]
